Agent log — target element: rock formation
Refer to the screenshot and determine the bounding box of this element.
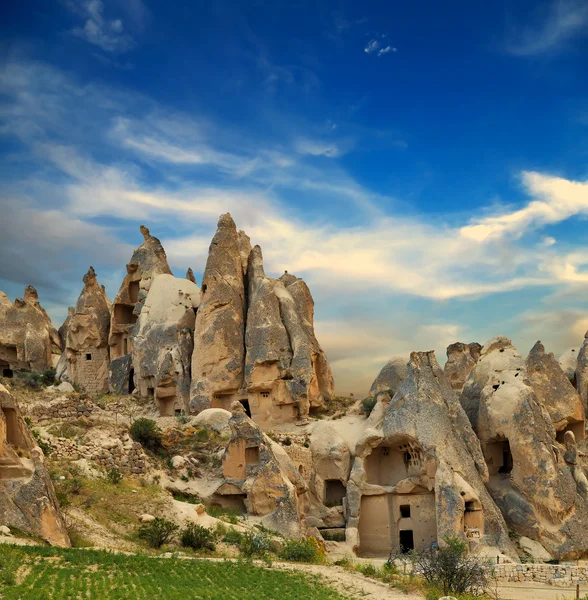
[190,214,248,413]
[369,357,409,398]
[108,226,172,393]
[348,351,515,558]
[217,401,306,537]
[61,267,111,394]
[526,341,585,441]
[133,274,200,415]
[444,342,482,392]
[576,333,588,410]
[0,384,69,546]
[461,336,588,558]
[559,347,579,386]
[190,215,334,426]
[0,286,61,376]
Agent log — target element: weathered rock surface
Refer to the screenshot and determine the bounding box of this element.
[369,357,409,398]
[190,214,247,413]
[559,348,579,386]
[108,226,172,371]
[444,342,482,392]
[0,384,69,546]
[526,341,585,438]
[348,351,515,558]
[133,274,200,415]
[189,214,334,427]
[218,402,306,538]
[576,333,588,410]
[62,267,111,394]
[461,336,588,558]
[0,286,61,375]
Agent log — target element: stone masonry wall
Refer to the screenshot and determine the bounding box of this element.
[492,562,588,586]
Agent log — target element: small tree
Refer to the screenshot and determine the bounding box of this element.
[180,523,216,551]
[411,536,490,597]
[137,518,178,548]
[106,468,123,485]
[130,418,162,452]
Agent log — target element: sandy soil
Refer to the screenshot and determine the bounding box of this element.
[496,582,586,600]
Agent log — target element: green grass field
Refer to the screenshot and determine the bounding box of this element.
[0,545,353,600]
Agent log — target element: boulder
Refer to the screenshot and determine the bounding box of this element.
[190,214,247,413]
[0,525,11,536]
[62,267,111,394]
[0,384,70,546]
[139,514,155,523]
[133,274,200,415]
[369,357,409,398]
[519,536,553,562]
[190,408,232,437]
[0,286,61,374]
[444,342,482,392]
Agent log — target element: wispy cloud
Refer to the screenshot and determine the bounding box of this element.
[69,0,136,53]
[505,0,588,56]
[3,58,588,394]
[364,34,397,56]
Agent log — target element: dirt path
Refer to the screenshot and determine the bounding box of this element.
[496,582,586,600]
[272,562,423,600]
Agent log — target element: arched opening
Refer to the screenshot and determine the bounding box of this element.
[365,441,424,486]
[485,439,513,476]
[2,368,13,379]
[463,499,484,534]
[2,407,19,446]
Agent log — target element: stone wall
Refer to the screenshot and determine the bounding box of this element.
[48,433,148,475]
[492,562,588,586]
[28,396,95,422]
[283,444,313,481]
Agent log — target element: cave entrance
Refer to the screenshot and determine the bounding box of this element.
[399,530,414,553]
[245,446,260,466]
[239,399,252,418]
[114,304,137,326]
[128,368,135,393]
[2,368,13,379]
[485,440,513,476]
[556,421,586,443]
[325,479,346,507]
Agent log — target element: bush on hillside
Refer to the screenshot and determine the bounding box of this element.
[137,518,178,548]
[279,538,324,563]
[180,523,216,551]
[130,418,162,452]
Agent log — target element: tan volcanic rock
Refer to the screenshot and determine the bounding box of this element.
[0,286,61,376]
[444,342,482,392]
[133,274,200,415]
[190,214,247,413]
[461,336,588,558]
[108,226,172,393]
[347,351,514,558]
[369,357,409,398]
[0,384,69,546]
[62,267,111,394]
[526,341,585,440]
[559,347,579,386]
[576,333,588,410]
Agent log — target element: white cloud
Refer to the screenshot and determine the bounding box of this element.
[364,39,380,54]
[377,46,397,56]
[294,137,348,158]
[505,0,588,56]
[71,0,135,53]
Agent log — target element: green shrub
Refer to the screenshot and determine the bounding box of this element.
[130,419,163,452]
[207,504,241,524]
[106,468,123,485]
[356,562,378,577]
[16,369,56,389]
[239,532,272,558]
[31,429,52,456]
[222,528,244,546]
[180,523,216,551]
[361,397,377,416]
[279,538,323,563]
[137,518,178,548]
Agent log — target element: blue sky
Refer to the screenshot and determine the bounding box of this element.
[1,0,588,395]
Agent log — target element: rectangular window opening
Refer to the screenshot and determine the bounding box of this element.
[400,504,411,518]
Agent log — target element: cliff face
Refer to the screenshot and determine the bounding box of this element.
[189,214,334,427]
